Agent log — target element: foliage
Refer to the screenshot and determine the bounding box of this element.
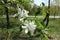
[0,0,34,15]
[0,0,49,40]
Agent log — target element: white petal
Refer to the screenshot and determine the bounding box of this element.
[30,30,34,36]
[31,21,35,24]
[24,20,29,24]
[25,29,28,33]
[19,18,24,21]
[13,14,18,17]
[22,26,27,29]
[32,25,36,29]
[18,8,21,13]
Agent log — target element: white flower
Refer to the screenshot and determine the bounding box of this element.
[13,7,29,21]
[23,9,29,17]
[22,20,36,35]
[18,8,21,14]
[17,8,29,21]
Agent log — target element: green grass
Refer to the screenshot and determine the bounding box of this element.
[47,19,60,40]
[0,17,22,40]
[0,17,21,28]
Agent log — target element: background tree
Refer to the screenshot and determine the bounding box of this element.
[32,4,38,16]
[0,0,34,15]
[50,0,60,16]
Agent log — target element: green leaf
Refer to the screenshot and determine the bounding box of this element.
[35,18,44,29]
[42,12,46,17]
[44,34,48,40]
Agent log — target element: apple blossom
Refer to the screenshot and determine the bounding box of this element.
[22,20,36,35]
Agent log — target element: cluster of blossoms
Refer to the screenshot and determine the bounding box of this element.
[13,7,37,36]
[22,20,36,35]
[13,7,29,21]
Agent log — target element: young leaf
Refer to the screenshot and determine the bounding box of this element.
[35,18,44,29]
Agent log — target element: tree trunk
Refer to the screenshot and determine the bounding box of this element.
[5,7,10,29]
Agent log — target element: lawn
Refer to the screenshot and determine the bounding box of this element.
[0,17,60,40]
[47,19,60,40]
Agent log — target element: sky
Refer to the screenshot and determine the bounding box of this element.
[34,0,48,6]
